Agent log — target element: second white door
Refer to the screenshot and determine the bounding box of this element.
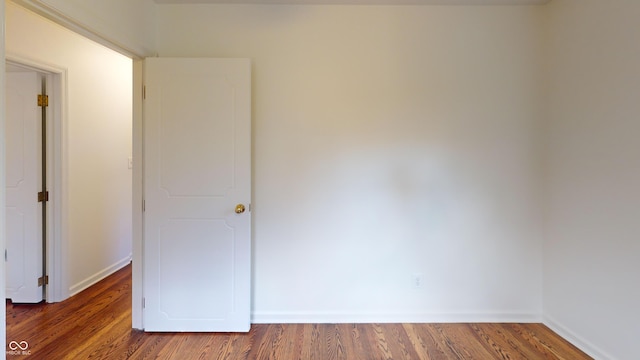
[5,71,44,303]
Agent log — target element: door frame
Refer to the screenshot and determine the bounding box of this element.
[5,55,68,303]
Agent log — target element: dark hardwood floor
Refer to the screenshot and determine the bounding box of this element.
[6,264,592,359]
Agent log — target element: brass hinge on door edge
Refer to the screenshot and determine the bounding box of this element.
[38,191,49,202]
[38,94,49,107]
[38,275,49,287]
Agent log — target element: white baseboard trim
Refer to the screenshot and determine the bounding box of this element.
[252,311,541,324]
[68,253,132,297]
[543,315,614,360]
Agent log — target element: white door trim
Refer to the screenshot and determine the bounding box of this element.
[5,55,69,303]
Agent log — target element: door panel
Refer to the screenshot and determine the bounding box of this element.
[158,220,234,320]
[143,58,251,332]
[5,71,44,303]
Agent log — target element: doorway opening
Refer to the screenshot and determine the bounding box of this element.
[4,0,138,333]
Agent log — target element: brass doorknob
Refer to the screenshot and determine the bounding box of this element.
[235,204,246,214]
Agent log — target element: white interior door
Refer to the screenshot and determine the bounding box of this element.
[143,58,251,332]
[5,71,44,303]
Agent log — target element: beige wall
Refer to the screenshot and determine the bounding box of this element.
[4,1,637,358]
[6,2,133,299]
[542,1,640,359]
[156,4,545,322]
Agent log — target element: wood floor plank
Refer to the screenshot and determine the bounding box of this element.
[504,323,562,360]
[469,322,531,359]
[300,323,323,360]
[328,324,348,359]
[403,323,450,360]
[519,323,592,360]
[6,264,593,360]
[342,324,371,360]
[432,323,475,359]
[439,323,499,359]
[380,323,421,360]
[370,323,394,359]
[214,331,253,360]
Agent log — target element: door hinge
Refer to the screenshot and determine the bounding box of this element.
[38,191,49,202]
[38,94,49,107]
[143,86,146,100]
[143,200,146,212]
[38,275,49,287]
[142,297,146,308]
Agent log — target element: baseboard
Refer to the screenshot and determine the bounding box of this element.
[68,254,132,297]
[252,311,541,324]
[543,315,615,360]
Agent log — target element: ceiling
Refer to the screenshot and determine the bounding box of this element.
[154,0,550,5]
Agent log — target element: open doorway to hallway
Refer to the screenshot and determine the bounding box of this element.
[5,0,133,318]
